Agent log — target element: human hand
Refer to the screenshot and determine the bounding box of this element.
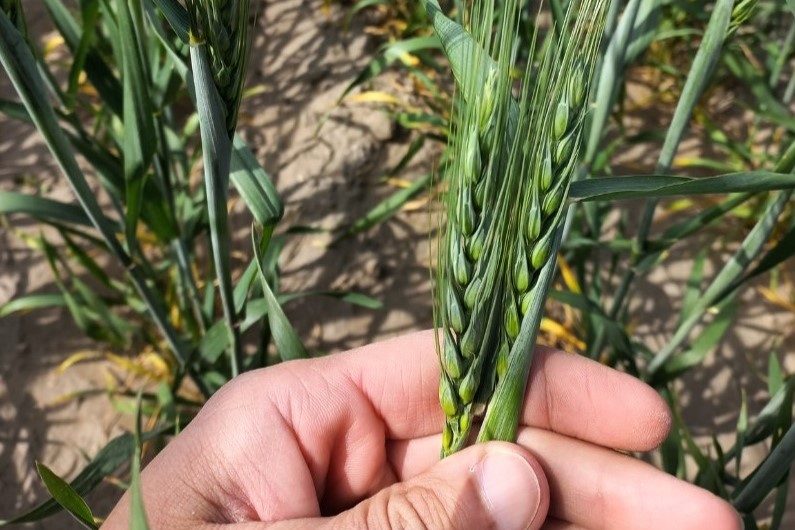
[103,330,740,529]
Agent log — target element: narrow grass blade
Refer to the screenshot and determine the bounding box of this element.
[678,249,707,326]
[343,0,388,32]
[66,0,100,102]
[277,290,383,309]
[568,171,795,201]
[659,0,735,173]
[338,36,441,102]
[190,41,241,375]
[635,0,736,251]
[150,0,190,42]
[769,352,784,397]
[733,423,795,513]
[734,223,795,285]
[34,463,97,530]
[651,299,737,385]
[724,379,795,460]
[585,0,642,164]
[0,294,67,318]
[252,225,308,361]
[0,434,134,524]
[130,394,151,530]
[736,388,749,476]
[233,259,259,314]
[340,173,431,240]
[770,478,791,530]
[242,291,383,331]
[231,135,284,226]
[117,0,156,250]
[198,320,230,364]
[0,191,96,227]
[41,0,123,115]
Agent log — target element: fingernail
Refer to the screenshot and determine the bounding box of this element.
[476,450,540,530]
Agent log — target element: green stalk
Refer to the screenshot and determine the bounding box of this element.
[190,42,242,377]
[185,0,253,378]
[733,423,795,513]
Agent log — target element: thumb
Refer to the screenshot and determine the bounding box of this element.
[275,442,549,530]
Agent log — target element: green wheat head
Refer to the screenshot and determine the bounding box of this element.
[435,0,608,457]
[186,0,251,137]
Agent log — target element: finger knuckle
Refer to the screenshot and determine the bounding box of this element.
[369,484,454,530]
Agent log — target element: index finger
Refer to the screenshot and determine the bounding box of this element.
[337,330,670,451]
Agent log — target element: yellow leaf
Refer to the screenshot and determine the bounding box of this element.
[384,177,413,188]
[349,91,403,105]
[759,287,795,313]
[43,35,64,57]
[665,198,694,213]
[56,350,102,374]
[540,317,586,351]
[397,52,420,67]
[556,254,581,294]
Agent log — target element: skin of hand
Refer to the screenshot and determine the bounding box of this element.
[103,331,742,530]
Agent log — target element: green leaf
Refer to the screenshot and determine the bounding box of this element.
[653,300,738,385]
[735,223,795,286]
[231,135,284,227]
[0,434,133,524]
[0,191,96,227]
[34,463,97,530]
[252,225,308,361]
[344,0,388,32]
[736,388,749,476]
[656,0,736,173]
[769,352,784,397]
[339,36,441,102]
[278,290,383,309]
[242,290,383,332]
[67,0,100,104]
[198,320,230,364]
[0,294,66,318]
[41,0,123,115]
[233,259,259,314]
[548,289,634,355]
[733,422,795,513]
[130,394,151,530]
[341,173,431,240]
[117,0,157,249]
[770,477,790,530]
[678,249,707,326]
[190,41,241,374]
[568,171,795,202]
[150,0,189,42]
[585,0,643,164]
